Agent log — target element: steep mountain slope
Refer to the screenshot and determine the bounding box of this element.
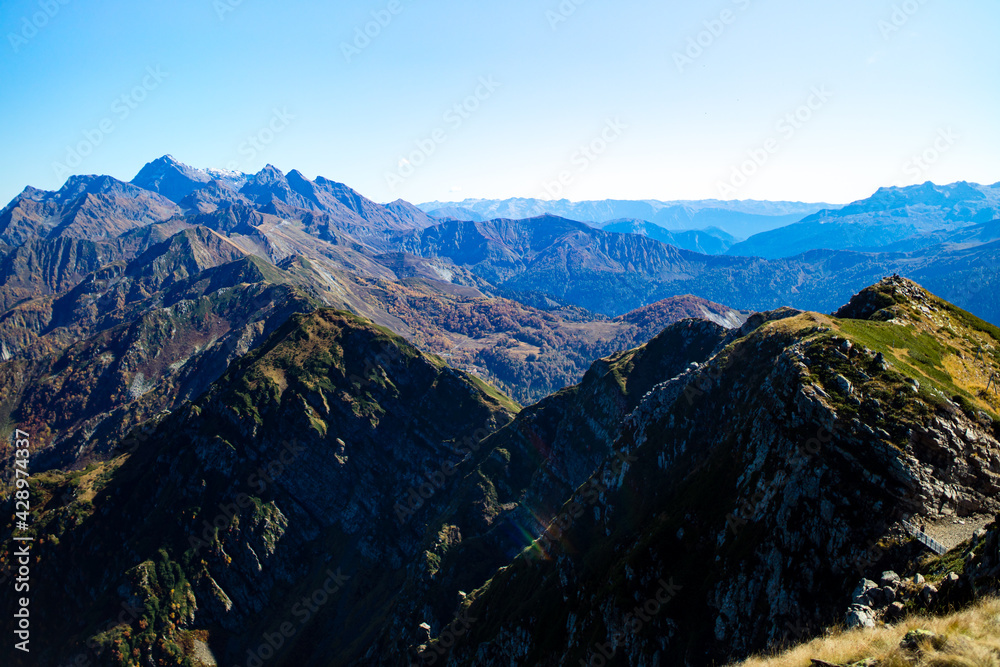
[0,175,180,246]
[1,309,517,667]
[614,294,748,330]
[179,179,254,214]
[0,237,131,312]
[730,182,1000,258]
[132,155,214,203]
[0,226,251,358]
[3,278,998,667]
[384,199,438,229]
[395,214,1000,325]
[268,270,746,404]
[0,219,199,334]
[363,318,734,661]
[0,227,323,467]
[236,165,436,237]
[396,215,711,315]
[133,155,438,242]
[425,277,1000,665]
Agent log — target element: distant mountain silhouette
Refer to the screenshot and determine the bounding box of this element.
[729,181,1000,258]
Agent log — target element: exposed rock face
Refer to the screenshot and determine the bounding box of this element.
[4,310,517,666]
[0,168,1000,666]
[0,227,321,467]
[0,175,180,246]
[236,165,436,237]
[846,605,876,629]
[364,318,732,659]
[132,154,214,204]
[0,237,131,311]
[423,278,1000,666]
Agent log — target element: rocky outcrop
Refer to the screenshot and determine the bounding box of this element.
[5,268,1000,667]
[0,175,180,247]
[430,278,1000,666]
[365,318,731,660]
[3,310,517,666]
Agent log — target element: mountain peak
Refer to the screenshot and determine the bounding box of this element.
[834,274,934,321]
[255,164,285,179]
[132,155,212,203]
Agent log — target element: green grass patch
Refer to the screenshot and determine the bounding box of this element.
[837,319,977,407]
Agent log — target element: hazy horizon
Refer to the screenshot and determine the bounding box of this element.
[2,0,998,208]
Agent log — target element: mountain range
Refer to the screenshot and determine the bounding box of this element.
[2,156,1000,666]
[729,181,1000,258]
[418,197,833,239]
[393,213,1000,324]
[422,182,1000,264]
[3,274,998,666]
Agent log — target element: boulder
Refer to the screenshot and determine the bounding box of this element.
[866,588,885,607]
[834,374,854,396]
[852,579,878,605]
[885,601,906,621]
[901,629,942,650]
[879,571,901,587]
[875,352,888,370]
[845,605,876,629]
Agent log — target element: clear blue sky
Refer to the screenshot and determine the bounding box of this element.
[1,0,998,207]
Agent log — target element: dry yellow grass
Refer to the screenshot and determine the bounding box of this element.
[731,598,1000,667]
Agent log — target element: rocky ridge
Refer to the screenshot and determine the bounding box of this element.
[422,277,1000,665]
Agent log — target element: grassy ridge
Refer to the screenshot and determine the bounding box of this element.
[732,597,1000,667]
